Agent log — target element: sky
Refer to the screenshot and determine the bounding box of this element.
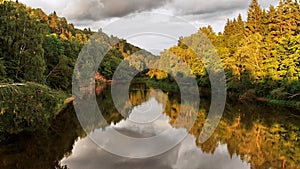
[18,0,279,54]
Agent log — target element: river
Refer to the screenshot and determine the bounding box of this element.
[0,83,299,169]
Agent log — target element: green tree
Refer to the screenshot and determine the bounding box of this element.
[0,2,47,83]
[223,15,245,56]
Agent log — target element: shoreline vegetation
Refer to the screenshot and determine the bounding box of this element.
[0,0,300,139]
[1,85,299,169]
[144,78,300,109]
[0,82,67,140]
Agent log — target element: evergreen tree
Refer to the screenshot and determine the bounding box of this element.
[245,0,263,35]
[284,0,300,36]
[270,0,300,40]
[274,34,300,82]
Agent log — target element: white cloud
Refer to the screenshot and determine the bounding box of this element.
[62,0,171,21]
[18,0,70,15]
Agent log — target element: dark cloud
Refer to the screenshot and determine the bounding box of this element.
[63,0,249,21]
[63,0,279,22]
[20,0,280,52]
[168,0,248,16]
[169,0,279,16]
[63,0,171,21]
[21,0,280,23]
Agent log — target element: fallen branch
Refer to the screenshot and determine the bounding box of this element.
[0,83,26,88]
[288,93,300,99]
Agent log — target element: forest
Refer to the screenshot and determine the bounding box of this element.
[148,0,300,105]
[0,0,139,137]
[0,0,299,138]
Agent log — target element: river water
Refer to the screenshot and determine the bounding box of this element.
[1,83,299,169]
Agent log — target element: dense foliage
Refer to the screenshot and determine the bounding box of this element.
[0,1,87,137]
[0,1,86,88]
[0,1,139,89]
[0,1,139,137]
[0,0,299,138]
[0,83,66,137]
[149,0,300,101]
[218,0,300,100]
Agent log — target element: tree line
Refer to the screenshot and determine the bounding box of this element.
[0,0,139,136]
[0,0,138,91]
[148,0,300,102]
[0,0,299,101]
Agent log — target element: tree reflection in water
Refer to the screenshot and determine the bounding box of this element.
[1,83,299,169]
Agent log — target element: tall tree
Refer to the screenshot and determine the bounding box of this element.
[0,2,47,83]
[270,0,300,41]
[274,34,300,82]
[245,0,263,35]
[284,0,300,36]
[234,33,265,82]
[49,11,59,34]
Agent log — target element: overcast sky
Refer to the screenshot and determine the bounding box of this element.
[18,0,279,54]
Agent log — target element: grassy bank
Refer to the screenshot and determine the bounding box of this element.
[264,99,300,109]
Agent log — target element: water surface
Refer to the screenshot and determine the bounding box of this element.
[1,83,299,169]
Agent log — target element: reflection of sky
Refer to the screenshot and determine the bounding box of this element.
[61,96,250,169]
[128,97,164,123]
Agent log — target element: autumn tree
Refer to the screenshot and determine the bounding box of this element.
[245,0,263,35]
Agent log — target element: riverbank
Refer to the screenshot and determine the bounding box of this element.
[1,78,299,141]
[1,84,299,169]
[0,82,69,140]
[144,78,300,110]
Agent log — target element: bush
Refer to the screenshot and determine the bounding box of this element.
[0,82,67,137]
